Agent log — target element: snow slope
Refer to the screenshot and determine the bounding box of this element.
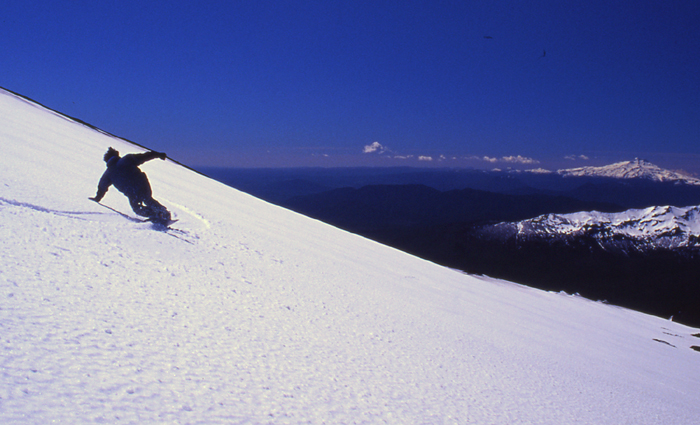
[557,158,700,184]
[1,87,699,424]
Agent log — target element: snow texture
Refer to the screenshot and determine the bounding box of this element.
[557,158,700,185]
[1,88,700,424]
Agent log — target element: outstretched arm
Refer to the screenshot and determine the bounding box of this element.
[89,173,111,202]
[128,151,167,166]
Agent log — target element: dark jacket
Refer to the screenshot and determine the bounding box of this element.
[94,152,163,202]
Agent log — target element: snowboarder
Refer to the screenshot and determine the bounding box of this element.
[90,147,172,224]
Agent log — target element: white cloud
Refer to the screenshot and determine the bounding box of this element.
[525,168,553,174]
[502,155,539,164]
[472,155,540,164]
[418,156,433,161]
[565,154,589,161]
[363,141,390,154]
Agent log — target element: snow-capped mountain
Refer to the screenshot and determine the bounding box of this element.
[487,204,700,253]
[2,87,700,424]
[557,158,700,185]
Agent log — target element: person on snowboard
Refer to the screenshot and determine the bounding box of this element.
[90,147,172,223]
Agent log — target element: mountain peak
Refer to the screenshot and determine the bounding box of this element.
[557,158,700,184]
[489,204,700,252]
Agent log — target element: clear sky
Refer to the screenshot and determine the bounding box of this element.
[2,1,699,172]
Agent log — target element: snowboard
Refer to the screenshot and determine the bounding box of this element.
[146,217,179,227]
[91,199,176,228]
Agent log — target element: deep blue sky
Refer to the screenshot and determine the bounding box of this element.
[2,1,699,172]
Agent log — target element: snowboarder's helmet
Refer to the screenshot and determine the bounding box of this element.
[104,147,119,163]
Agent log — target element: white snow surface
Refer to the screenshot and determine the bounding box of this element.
[557,158,700,185]
[1,88,700,424]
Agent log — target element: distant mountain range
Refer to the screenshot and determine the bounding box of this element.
[481,205,700,254]
[279,160,700,233]
[556,158,700,185]
[202,159,700,209]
